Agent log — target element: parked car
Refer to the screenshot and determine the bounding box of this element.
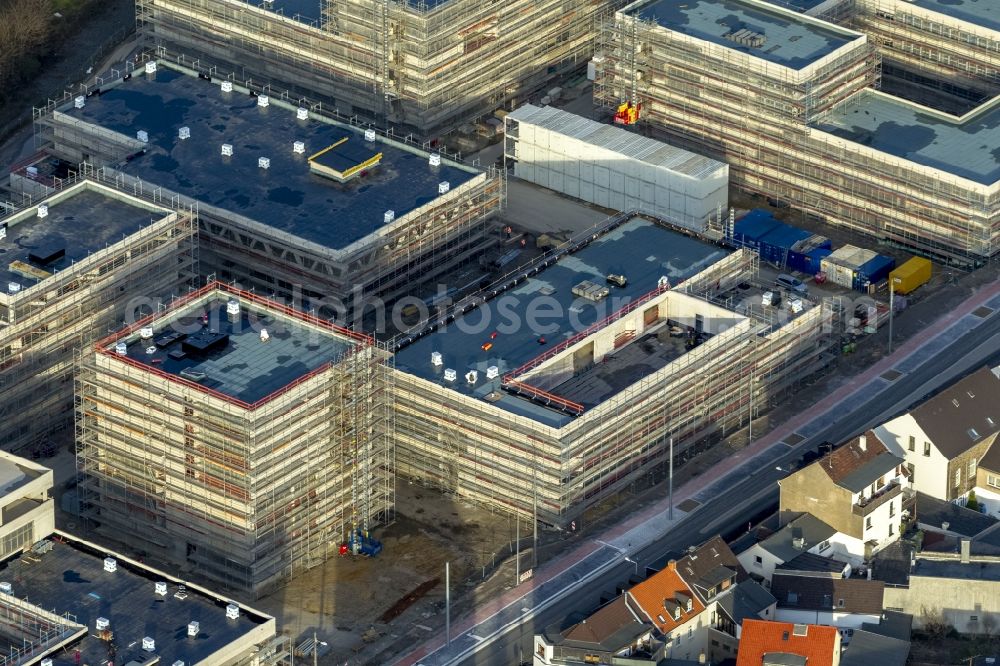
[776,273,808,295]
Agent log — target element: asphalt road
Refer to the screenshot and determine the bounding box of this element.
[462,306,1000,666]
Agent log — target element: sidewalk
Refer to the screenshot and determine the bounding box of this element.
[396,277,1000,666]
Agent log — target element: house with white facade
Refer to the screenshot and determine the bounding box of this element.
[779,432,913,560]
[974,437,1000,518]
[875,366,1000,502]
[737,513,867,585]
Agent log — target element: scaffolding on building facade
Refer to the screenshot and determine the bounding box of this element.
[75,283,394,597]
[0,176,197,454]
[137,0,628,137]
[28,61,504,326]
[593,9,999,265]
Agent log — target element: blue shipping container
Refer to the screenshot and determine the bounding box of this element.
[732,209,831,274]
[854,253,895,290]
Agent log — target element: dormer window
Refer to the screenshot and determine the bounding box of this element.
[685,598,693,612]
[673,607,681,621]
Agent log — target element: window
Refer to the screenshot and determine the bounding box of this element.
[711,639,720,647]
[989,474,1000,489]
[818,540,831,552]
[955,468,962,487]
[924,442,931,457]
[755,555,763,566]
[908,463,916,483]
[889,501,895,518]
[889,522,894,536]
[866,516,872,530]
[838,598,845,608]
[877,477,886,489]
[971,615,979,621]
[908,436,915,452]
[970,459,977,477]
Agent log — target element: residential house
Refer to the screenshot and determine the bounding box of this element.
[882,540,1000,633]
[707,580,776,663]
[975,436,1000,518]
[630,558,710,662]
[770,573,885,635]
[736,513,864,583]
[875,365,1000,502]
[914,492,998,553]
[536,536,743,665]
[735,619,841,666]
[841,611,912,666]
[533,594,657,666]
[774,552,852,579]
[779,432,913,558]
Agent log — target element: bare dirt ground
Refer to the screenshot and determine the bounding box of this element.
[254,479,528,664]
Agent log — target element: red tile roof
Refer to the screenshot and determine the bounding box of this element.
[628,561,705,635]
[736,619,840,666]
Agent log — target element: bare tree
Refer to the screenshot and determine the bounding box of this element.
[0,0,54,88]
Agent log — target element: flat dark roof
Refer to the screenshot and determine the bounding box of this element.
[814,91,1000,185]
[633,0,861,70]
[1,535,270,666]
[247,0,322,23]
[394,216,728,425]
[111,288,358,405]
[0,185,166,290]
[65,66,475,251]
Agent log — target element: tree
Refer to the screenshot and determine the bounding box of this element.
[967,490,981,513]
[0,0,54,90]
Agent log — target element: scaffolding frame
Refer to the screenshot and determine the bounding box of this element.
[392,227,840,524]
[75,283,394,597]
[136,0,630,137]
[593,9,999,265]
[29,60,504,325]
[0,176,197,455]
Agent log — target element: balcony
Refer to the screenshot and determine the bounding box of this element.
[853,480,912,516]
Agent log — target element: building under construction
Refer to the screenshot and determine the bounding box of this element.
[392,214,839,523]
[25,61,501,325]
[75,282,394,596]
[0,177,196,455]
[594,0,1000,264]
[136,0,629,137]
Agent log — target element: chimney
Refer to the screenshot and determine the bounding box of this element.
[858,434,867,452]
[942,521,950,532]
[961,538,971,564]
[667,559,677,571]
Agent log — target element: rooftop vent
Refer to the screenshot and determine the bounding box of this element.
[145,345,156,355]
[293,141,305,154]
[96,617,110,631]
[429,153,441,167]
[74,95,86,109]
[443,368,457,382]
[439,181,450,194]
[173,662,185,666]
[221,143,234,157]
[486,365,499,379]
[155,581,167,596]
[658,275,671,289]
[8,283,21,294]
[431,351,443,366]
[0,582,10,594]
[221,80,233,93]
[103,557,117,573]
[227,298,241,322]
[187,621,199,637]
[137,130,149,143]
[226,603,240,620]
[858,434,867,452]
[257,94,270,108]
[465,370,478,384]
[115,342,128,355]
[365,129,376,142]
[942,521,950,531]
[37,204,48,219]
[297,107,309,120]
[792,624,808,637]
[179,126,190,140]
[258,156,271,169]
[142,636,155,651]
[260,328,270,343]
[140,327,154,340]
[384,210,395,224]
[571,280,610,302]
[41,660,52,666]
[968,428,980,440]
[792,536,805,550]
[145,61,157,74]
